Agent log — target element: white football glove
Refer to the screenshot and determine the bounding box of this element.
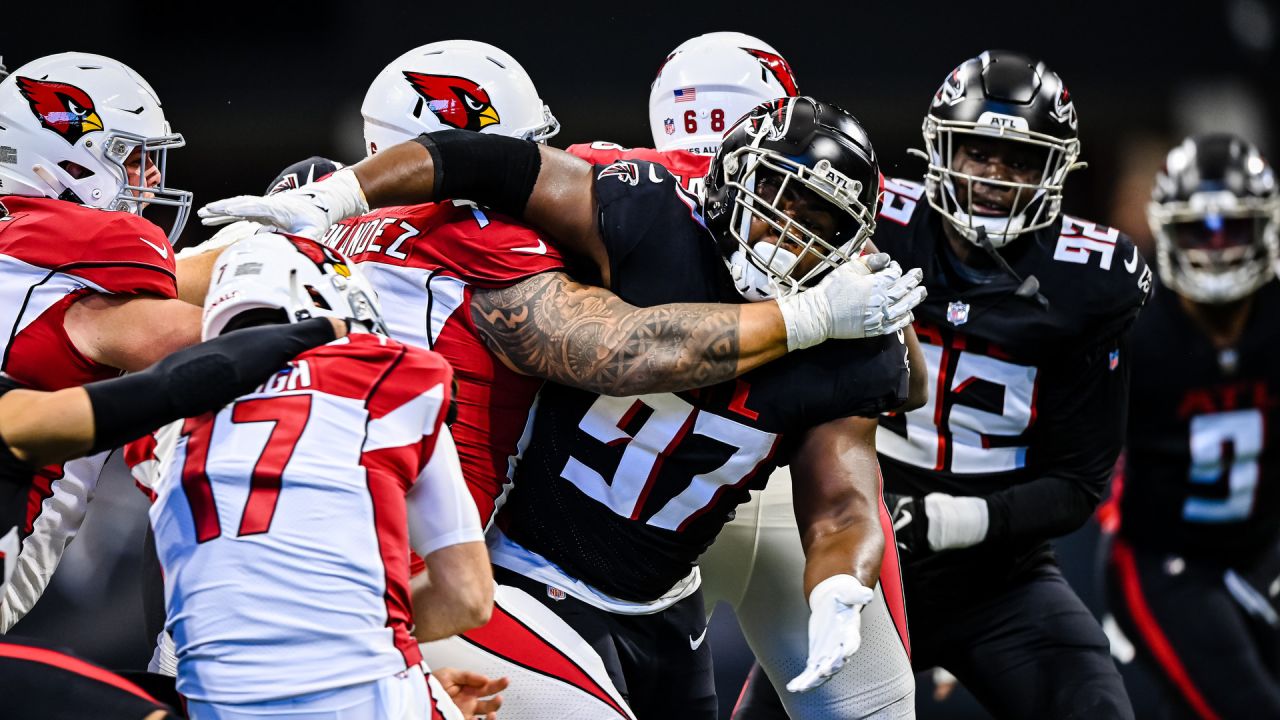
[787,574,875,693]
[196,167,369,239]
[776,252,926,351]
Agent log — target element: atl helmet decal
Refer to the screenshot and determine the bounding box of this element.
[14,77,104,145]
[931,67,966,108]
[1051,84,1078,130]
[402,72,501,132]
[742,48,799,97]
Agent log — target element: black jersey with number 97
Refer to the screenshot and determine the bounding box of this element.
[494,161,909,603]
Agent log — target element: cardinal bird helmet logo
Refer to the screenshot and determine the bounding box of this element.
[402,72,501,132]
[14,77,104,145]
[742,48,799,97]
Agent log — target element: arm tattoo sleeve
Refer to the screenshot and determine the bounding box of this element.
[470,272,742,395]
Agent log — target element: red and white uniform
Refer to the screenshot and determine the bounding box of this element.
[149,334,475,716]
[318,201,564,527]
[0,196,176,632]
[567,142,710,195]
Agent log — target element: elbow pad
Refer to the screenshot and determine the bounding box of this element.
[84,318,338,453]
[413,130,542,216]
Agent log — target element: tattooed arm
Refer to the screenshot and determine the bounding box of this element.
[471,272,789,395]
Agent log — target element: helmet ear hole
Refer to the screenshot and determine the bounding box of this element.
[220,307,290,334]
[57,160,94,179]
[304,286,332,310]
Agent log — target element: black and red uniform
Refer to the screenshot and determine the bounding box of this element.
[1104,277,1280,719]
[872,177,1150,719]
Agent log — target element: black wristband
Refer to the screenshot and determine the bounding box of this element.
[84,318,337,453]
[885,493,931,559]
[412,130,542,216]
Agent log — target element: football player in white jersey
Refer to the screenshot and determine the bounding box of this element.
[575,32,918,719]
[0,52,294,634]
[0,307,346,719]
[149,233,488,720]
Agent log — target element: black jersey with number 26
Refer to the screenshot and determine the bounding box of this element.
[872,177,1151,603]
[495,160,909,603]
[1119,278,1280,559]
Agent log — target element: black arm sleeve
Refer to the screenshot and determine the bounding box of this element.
[413,130,542,216]
[983,334,1131,545]
[83,318,339,453]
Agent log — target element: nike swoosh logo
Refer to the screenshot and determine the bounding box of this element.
[140,236,169,259]
[1124,246,1139,274]
[649,165,664,184]
[689,626,708,651]
[511,238,548,255]
[297,191,329,214]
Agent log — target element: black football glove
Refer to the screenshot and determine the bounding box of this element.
[885,493,930,558]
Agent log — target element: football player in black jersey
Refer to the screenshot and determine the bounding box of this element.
[1102,134,1280,719]
[200,97,926,719]
[861,50,1151,719]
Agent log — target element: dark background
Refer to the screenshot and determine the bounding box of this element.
[3,1,1277,717]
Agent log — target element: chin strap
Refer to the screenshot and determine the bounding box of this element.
[974,227,1050,310]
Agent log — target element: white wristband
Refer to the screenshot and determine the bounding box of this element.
[925,493,989,551]
[322,167,371,223]
[777,290,832,352]
[808,573,874,611]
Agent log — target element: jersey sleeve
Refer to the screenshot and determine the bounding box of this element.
[982,332,1130,545]
[565,142,629,165]
[70,213,177,298]
[594,160,687,277]
[423,210,565,288]
[406,425,484,557]
[363,345,455,480]
[830,335,911,419]
[1090,232,1153,340]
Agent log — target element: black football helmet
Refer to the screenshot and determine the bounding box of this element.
[704,97,880,300]
[1150,134,1279,304]
[920,50,1082,248]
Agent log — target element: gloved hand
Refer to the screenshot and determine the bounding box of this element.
[786,574,875,693]
[197,167,369,239]
[776,252,926,350]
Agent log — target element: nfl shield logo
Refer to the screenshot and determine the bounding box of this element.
[1109,348,1121,371]
[946,301,970,326]
[547,585,566,601]
[664,117,675,135]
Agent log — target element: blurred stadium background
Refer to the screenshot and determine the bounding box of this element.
[3,2,1276,716]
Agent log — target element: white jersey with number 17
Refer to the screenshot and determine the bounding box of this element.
[149,334,462,705]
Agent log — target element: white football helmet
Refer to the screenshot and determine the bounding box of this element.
[0,52,191,241]
[203,232,386,341]
[362,40,559,156]
[649,32,799,155]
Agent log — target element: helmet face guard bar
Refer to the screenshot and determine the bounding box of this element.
[922,116,1081,245]
[105,129,192,242]
[523,105,561,143]
[723,145,877,296]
